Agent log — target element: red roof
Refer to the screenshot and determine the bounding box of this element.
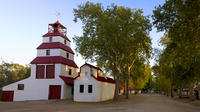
[60,76,74,85]
[59,73,80,85]
[118,83,135,90]
[91,75,115,84]
[54,21,60,24]
[119,83,125,89]
[81,63,102,71]
[30,56,78,68]
[37,42,74,54]
[50,21,66,29]
[129,86,135,90]
[43,32,71,42]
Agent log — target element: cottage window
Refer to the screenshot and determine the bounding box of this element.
[85,72,88,76]
[49,37,53,42]
[46,65,55,79]
[88,85,92,93]
[18,84,24,90]
[46,50,50,55]
[66,53,69,58]
[69,69,72,75]
[36,65,45,79]
[80,85,84,93]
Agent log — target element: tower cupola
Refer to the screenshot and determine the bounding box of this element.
[48,21,67,36]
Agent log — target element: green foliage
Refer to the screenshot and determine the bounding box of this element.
[0,61,30,88]
[152,0,200,98]
[129,60,152,90]
[73,2,152,99]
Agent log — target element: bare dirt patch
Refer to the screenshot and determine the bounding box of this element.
[0,94,200,112]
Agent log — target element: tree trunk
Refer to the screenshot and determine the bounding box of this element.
[166,89,169,96]
[170,84,174,98]
[189,81,195,101]
[125,68,130,99]
[125,78,129,99]
[179,85,182,98]
[114,72,120,101]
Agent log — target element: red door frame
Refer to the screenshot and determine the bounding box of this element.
[48,85,61,99]
[1,91,14,102]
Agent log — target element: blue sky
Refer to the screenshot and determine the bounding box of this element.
[0,0,165,67]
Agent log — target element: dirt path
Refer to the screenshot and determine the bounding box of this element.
[0,94,200,112]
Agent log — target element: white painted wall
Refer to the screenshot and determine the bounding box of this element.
[37,49,60,57]
[97,81,115,101]
[37,49,74,60]
[80,65,90,77]
[2,64,73,101]
[91,68,97,77]
[42,36,70,46]
[43,37,50,43]
[60,49,74,60]
[62,84,73,99]
[60,64,78,78]
[74,76,98,102]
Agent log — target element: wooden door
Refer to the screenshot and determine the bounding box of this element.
[1,91,14,102]
[49,85,61,99]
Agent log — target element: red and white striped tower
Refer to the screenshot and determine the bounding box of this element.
[31,21,78,70]
[30,21,79,99]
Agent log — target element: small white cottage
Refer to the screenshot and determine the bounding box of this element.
[74,63,116,102]
[1,21,79,101]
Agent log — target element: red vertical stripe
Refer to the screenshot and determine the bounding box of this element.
[36,65,45,79]
[46,65,55,79]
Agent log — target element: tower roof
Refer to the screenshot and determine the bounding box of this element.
[37,42,74,54]
[42,32,70,42]
[30,56,78,68]
[49,21,66,29]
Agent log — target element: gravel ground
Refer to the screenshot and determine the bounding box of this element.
[0,94,200,112]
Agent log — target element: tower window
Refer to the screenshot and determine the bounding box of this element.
[49,37,53,42]
[66,53,69,58]
[80,85,84,93]
[88,85,92,93]
[46,50,50,55]
[69,69,72,75]
[64,40,67,44]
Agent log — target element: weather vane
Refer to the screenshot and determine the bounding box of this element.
[55,11,61,20]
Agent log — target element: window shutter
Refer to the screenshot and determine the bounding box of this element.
[46,65,55,78]
[36,65,45,79]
